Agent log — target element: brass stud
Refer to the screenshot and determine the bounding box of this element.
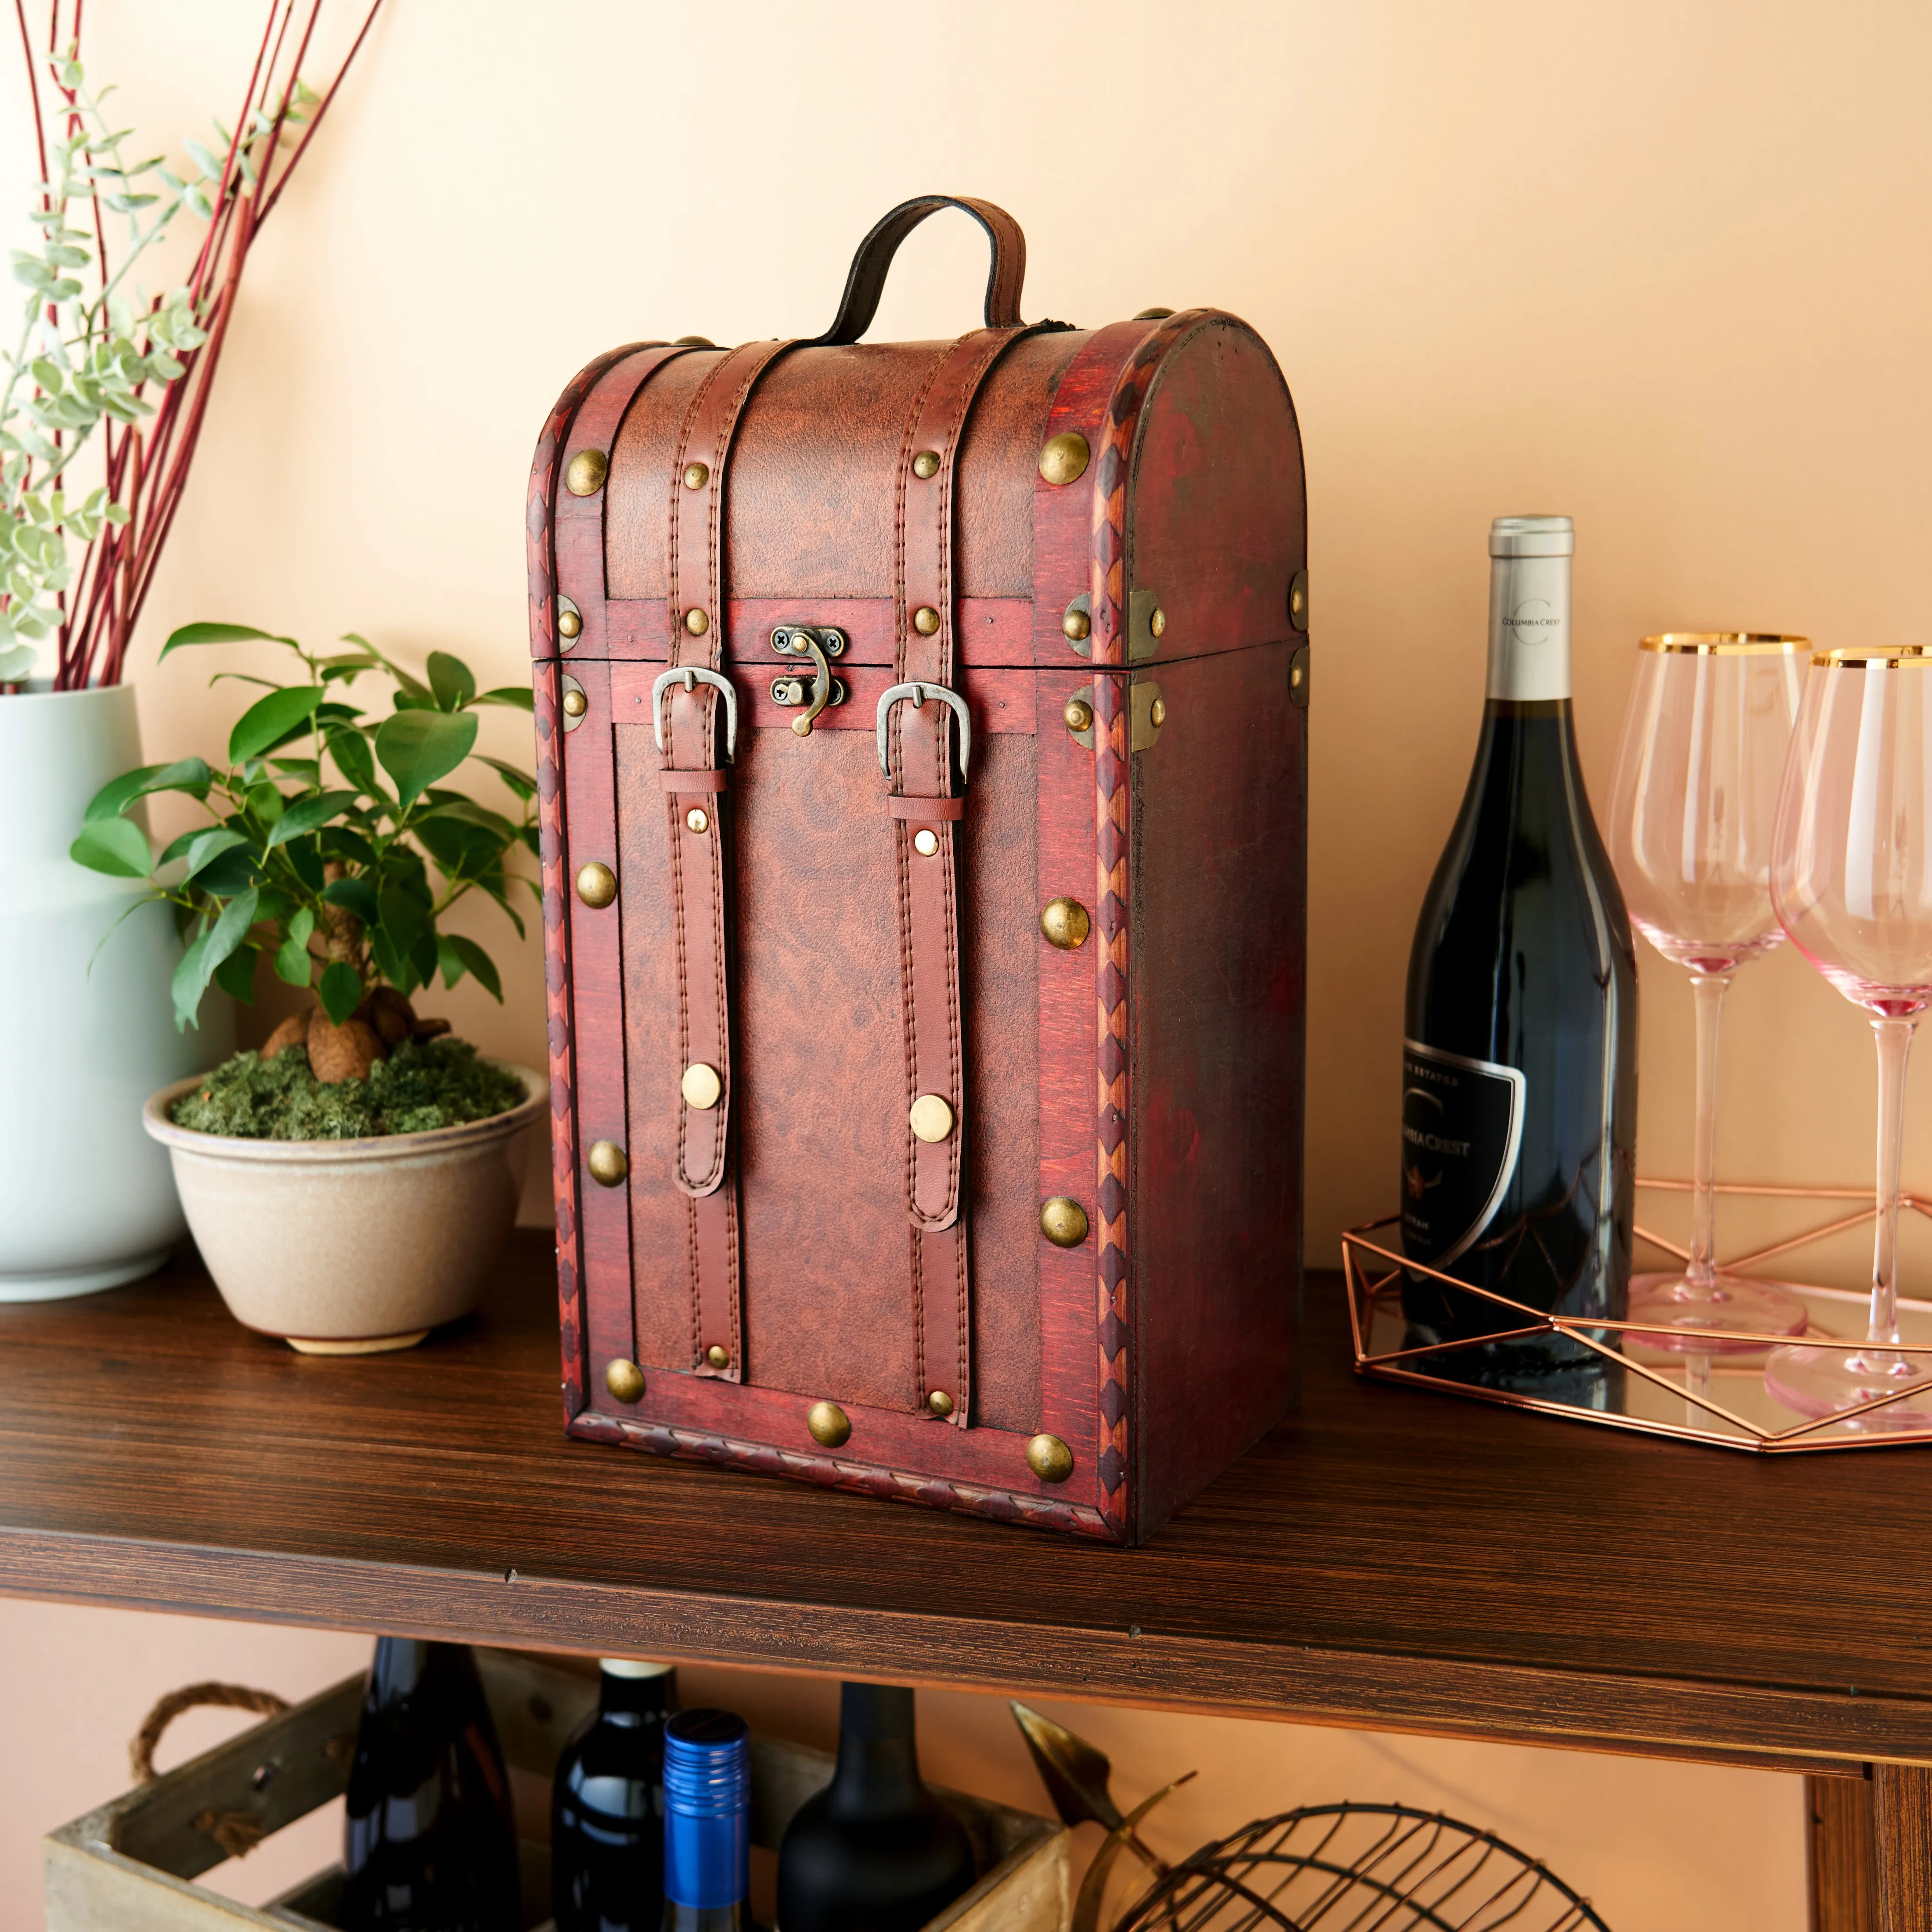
[1038,432,1090,487]
[683,461,709,490]
[576,862,616,908]
[681,1063,722,1111]
[1133,306,1176,320]
[1150,696,1167,727]
[912,606,941,636]
[706,1343,730,1370]
[912,828,939,858]
[1150,606,1166,638]
[927,1389,955,1417]
[1288,569,1309,632]
[605,1358,645,1403]
[1063,606,1091,643]
[674,335,715,347]
[588,1139,629,1187]
[909,1093,955,1144]
[807,1399,851,1448]
[562,687,588,719]
[686,807,710,833]
[1027,1433,1074,1483]
[1063,697,1093,735]
[684,607,709,637]
[1039,1196,1090,1247]
[912,450,941,479]
[564,448,607,497]
[1039,897,1091,950]
[557,608,582,640]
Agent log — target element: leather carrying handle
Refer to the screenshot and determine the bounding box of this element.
[810,195,1025,347]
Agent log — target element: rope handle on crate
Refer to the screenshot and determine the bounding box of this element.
[130,1681,294,1861]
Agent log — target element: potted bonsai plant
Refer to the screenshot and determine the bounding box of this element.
[75,620,546,1352]
[0,5,379,1301]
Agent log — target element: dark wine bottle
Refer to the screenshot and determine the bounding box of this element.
[661,1709,752,1932]
[340,1637,520,1932]
[1400,515,1637,1391]
[552,1659,678,1932]
[775,1683,976,1932]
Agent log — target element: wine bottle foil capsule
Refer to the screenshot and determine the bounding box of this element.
[663,1709,751,1910]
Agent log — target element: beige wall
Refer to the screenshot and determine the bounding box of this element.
[14,0,1932,1921]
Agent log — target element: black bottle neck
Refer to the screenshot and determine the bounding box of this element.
[599,1665,674,1721]
[826,1684,925,1815]
[368,1636,461,1704]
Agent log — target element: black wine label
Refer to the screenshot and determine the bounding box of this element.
[1400,1040,1525,1266]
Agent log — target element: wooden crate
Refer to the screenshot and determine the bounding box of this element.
[44,1649,1070,1932]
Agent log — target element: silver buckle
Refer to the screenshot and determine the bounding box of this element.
[650,666,738,761]
[875,681,971,781]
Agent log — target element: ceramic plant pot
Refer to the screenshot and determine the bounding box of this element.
[0,682,229,1300]
[141,1066,548,1352]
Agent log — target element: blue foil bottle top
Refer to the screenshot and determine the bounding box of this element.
[663,1709,751,1910]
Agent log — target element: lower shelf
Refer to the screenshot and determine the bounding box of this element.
[42,1648,1070,1932]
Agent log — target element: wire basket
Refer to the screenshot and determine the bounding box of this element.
[1110,1802,1610,1932]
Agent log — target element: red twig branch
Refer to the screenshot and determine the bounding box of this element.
[13,0,383,690]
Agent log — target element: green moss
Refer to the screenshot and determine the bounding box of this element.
[170,1037,526,1141]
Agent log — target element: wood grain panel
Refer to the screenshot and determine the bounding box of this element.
[1811,1771,1876,1932]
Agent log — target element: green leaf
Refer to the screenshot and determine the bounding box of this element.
[322,874,378,926]
[368,924,415,995]
[195,846,264,897]
[319,825,377,867]
[477,755,537,802]
[436,934,469,990]
[472,686,535,712]
[374,708,477,806]
[328,727,378,795]
[317,959,361,1027]
[445,934,502,1001]
[171,888,256,1029]
[69,815,150,877]
[159,620,297,660]
[272,929,314,988]
[81,761,163,821]
[229,684,323,762]
[245,780,285,825]
[179,825,249,881]
[376,884,429,953]
[213,944,257,1002]
[287,905,316,948]
[266,789,360,847]
[426,650,476,711]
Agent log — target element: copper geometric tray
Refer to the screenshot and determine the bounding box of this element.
[1343,1181,1932,1451]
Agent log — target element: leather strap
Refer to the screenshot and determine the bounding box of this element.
[811,196,1025,346]
[663,338,796,1382]
[886,322,1034,1426]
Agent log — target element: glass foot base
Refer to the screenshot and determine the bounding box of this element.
[1764,1344,1932,1427]
[1627,1271,1810,1354]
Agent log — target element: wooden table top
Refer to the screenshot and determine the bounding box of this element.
[0,1231,1923,1773]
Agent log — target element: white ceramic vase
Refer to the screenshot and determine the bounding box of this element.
[0,683,229,1299]
[142,1067,548,1351]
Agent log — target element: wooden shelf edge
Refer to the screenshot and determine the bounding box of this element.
[0,1525,1916,1777]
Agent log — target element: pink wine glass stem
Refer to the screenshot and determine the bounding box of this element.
[1870,1016,1915,1348]
[1686,969,1732,1290]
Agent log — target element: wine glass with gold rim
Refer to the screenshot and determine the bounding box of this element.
[1766,645,1932,1424]
[1609,634,1810,1366]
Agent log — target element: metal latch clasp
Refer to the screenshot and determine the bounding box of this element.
[770,626,847,737]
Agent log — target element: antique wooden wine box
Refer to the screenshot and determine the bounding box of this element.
[527,196,1307,1544]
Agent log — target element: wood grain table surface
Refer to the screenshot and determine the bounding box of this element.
[0,1230,1924,1778]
